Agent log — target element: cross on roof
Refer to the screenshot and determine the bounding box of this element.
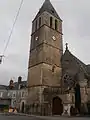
[65,43,68,50]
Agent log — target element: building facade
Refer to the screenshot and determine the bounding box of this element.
[0,85,11,112]
[0,77,27,113]
[27,0,90,115]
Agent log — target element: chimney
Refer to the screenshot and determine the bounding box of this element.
[18,76,22,83]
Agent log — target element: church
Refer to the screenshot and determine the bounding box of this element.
[26,0,90,115]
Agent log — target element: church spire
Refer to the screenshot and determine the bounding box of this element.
[34,0,61,21]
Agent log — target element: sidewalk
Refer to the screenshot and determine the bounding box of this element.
[0,112,31,116]
[0,112,90,118]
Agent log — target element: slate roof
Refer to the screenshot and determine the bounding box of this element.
[34,0,61,21]
[0,81,27,90]
[0,85,7,90]
[12,81,27,90]
[86,65,90,74]
[62,49,89,77]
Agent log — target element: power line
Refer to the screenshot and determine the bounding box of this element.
[3,0,24,55]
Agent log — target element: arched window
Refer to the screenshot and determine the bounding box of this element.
[35,20,37,30]
[52,65,55,72]
[39,17,41,27]
[55,19,58,30]
[50,17,53,28]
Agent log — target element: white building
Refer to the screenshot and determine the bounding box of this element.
[0,76,28,113]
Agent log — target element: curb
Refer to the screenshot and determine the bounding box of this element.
[0,113,90,118]
[0,113,35,117]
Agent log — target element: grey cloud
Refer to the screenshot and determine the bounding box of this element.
[53,0,90,64]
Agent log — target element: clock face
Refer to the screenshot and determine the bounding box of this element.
[52,36,56,41]
[35,36,38,41]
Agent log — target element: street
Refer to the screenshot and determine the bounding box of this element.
[0,114,35,120]
[0,114,90,120]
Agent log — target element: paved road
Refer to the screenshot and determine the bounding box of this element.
[0,114,90,120]
[0,114,36,120]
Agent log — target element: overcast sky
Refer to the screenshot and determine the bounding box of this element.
[0,0,90,85]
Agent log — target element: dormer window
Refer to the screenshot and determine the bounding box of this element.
[50,17,53,28]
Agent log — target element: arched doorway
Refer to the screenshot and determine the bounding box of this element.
[21,102,25,113]
[52,96,63,115]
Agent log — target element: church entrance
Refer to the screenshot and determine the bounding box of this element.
[52,96,63,115]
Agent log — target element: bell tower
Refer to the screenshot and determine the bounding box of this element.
[27,0,63,104]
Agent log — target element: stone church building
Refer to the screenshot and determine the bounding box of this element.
[26,0,90,115]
